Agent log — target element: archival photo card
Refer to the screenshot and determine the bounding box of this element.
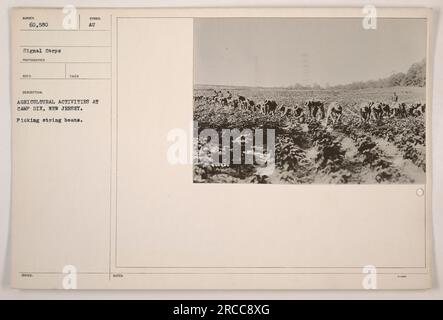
[10,7,432,290]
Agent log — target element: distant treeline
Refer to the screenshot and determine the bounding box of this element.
[287,59,426,90]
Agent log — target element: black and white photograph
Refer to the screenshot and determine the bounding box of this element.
[193,18,427,184]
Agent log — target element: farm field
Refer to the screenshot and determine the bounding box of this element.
[193,86,426,184]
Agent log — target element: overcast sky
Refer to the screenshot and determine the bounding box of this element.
[194,18,427,87]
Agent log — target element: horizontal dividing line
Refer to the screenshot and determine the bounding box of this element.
[21,272,106,275]
[20,45,111,48]
[116,16,427,20]
[19,271,429,275]
[20,78,111,80]
[120,272,430,275]
[20,61,111,64]
[20,29,110,32]
[116,266,427,269]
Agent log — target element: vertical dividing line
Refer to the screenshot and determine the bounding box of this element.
[114,16,119,272]
[109,14,113,281]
